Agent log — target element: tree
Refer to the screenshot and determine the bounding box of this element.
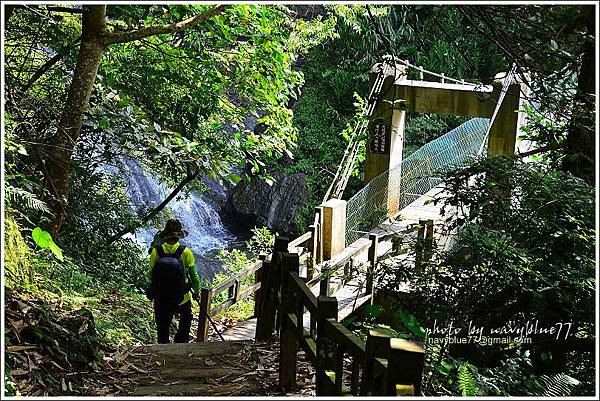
[43,4,228,236]
[4,4,335,237]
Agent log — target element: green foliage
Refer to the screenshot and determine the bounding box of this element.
[380,158,594,395]
[537,373,580,397]
[245,226,276,256]
[458,362,479,396]
[4,216,33,290]
[5,186,50,214]
[205,227,275,321]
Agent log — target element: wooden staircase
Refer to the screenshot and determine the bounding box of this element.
[116,341,263,396]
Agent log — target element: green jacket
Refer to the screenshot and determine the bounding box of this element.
[149,242,200,305]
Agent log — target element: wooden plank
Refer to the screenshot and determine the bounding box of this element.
[237,282,261,302]
[394,80,496,117]
[137,341,251,355]
[209,297,235,317]
[126,341,262,396]
[288,231,312,249]
[298,334,317,363]
[322,318,365,359]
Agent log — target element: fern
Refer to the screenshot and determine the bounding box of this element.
[5,185,50,213]
[538,373,580,397]
[458,362,478,396]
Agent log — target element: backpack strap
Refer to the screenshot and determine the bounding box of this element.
[156,245,166,258]
[172,245,186,260]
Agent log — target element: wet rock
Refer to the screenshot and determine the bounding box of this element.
[224,172,308,236]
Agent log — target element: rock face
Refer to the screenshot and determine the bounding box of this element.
[225,172,308,236]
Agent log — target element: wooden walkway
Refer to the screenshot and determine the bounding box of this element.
[220,185,446,340]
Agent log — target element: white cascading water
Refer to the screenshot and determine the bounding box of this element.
[119,158,236,280]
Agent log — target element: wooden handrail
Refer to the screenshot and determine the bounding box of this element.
[288,272,318,315]
[322,318,364,358]
[212,259,263,294]
[288,231,312,249]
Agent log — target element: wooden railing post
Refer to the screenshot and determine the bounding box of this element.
[254,254,266,318]
[367,233,379,298]
[196,287,212,342]
[316,295,338,396]
[279,253,300,390]
[315,207,324,264]
[307,224,317,280]
[255,236,289,341]
[386,338,425,396]
[423,219,434,263]
[319,266,331,297]
[360,328,390,395]
[415,220,426,274]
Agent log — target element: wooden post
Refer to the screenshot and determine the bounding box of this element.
[487,80,522,157]
[316,296,338,396]
[321,199,347,261]
[307,224,317,280]
[256,236,288,341]
[414,220,426,274]
[386,338,425,396]
[279,253,300,390]
[196,287,212,342]
[424,219,434,263]
[319,266,331,297]
[254,254,266,317]
[228,282,235,300]
[274,237,290,333]
[367,234,379,298]
[360,328,391,396]
[315,207,324,264]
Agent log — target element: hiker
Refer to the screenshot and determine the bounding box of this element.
[147,219,200,344]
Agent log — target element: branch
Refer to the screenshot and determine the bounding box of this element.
[103,5,229,45]
[106,170,199,244]
[20,38,80,93]
[43,6,86,14]
[517,143,566,158]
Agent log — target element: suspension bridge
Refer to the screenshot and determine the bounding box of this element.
[115,57,530,396]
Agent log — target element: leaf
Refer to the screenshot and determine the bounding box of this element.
[264,176,275,187]
[550,39,558,50]
[363,304,383,319]
[32,227,52,249]
[226,174,242,185]
[49,241,64,261]
[458,362,478,396]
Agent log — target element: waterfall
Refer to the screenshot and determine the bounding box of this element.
[119,159,236,280]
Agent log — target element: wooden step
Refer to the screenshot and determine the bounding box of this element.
[118,341,263,396]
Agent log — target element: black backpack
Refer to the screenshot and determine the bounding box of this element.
[146,245,190,308]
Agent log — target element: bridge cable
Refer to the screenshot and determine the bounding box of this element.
[322,60,391,202]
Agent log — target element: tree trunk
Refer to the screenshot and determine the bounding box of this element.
[45,5,106,237]
[562,6,595,184]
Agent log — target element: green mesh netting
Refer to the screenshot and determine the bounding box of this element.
[345,117,490,245]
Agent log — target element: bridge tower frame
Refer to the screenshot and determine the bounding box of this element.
[364,59,530,216]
